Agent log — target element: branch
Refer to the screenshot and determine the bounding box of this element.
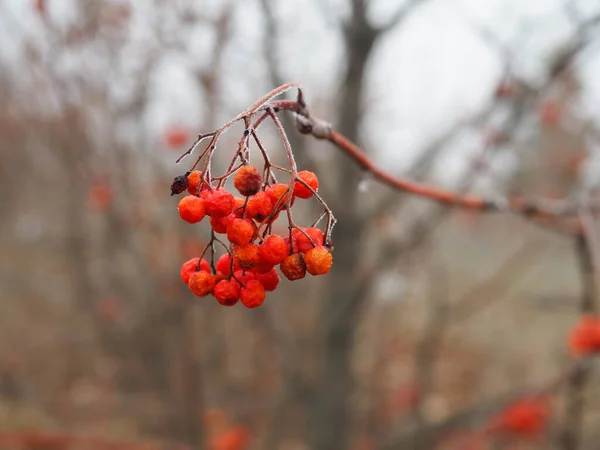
[560,211,599,450]
[288,95,589,234]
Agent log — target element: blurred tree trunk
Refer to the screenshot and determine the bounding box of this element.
[309,7,378,450]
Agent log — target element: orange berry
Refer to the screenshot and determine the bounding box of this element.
[569,315,600,356]
[292,227,324,253]
[178,195,206,223]
[226,218,256,246]
[203,188,235,218]
[294,170,318,199]
[213,279,241,306]
[246,191,273,221]
[234,165,262,196]
[266,183,293,209]
[280,254,306,281]
[186,170,205,196]
[255,268,280,291]
[304,246,333,275]
[240,279,266,308]
[188,271,216,297]
[258,235,288,265]
[233,243,260,269]
[180,257,211,284]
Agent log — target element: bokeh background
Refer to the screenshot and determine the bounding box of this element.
[1,0,600,449]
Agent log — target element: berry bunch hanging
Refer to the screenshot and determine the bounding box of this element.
[169,85,336,308]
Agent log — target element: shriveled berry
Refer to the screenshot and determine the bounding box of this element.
[292,227,324,253]
[178,195,206,224]
[203,188,235,218]
[246,192,273,221]
[233,243,260,269]
[186,170,205,196]
[234,165,262,196]
[266,183,292,209]
[304,246,333,275]
[258,235,288,265]
[170,174,188,196]
[255,268,280,291]
[180,257,211,284]
[226,218,256,246]
[240,279,266,308]
[280,254,306,281]
[294,170,318,199]
[214,279,241,306]
[188,271,216,297]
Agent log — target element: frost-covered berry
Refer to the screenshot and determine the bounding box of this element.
[234,165,262,196]
[203,188,235,218]
[304,246,333,275]
[258,235,288,265]
[226,218,256,246]
[294,171,318,199]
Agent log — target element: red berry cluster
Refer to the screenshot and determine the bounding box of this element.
[172,166,333,308]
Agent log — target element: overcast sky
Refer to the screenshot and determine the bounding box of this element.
[2,0,599,185]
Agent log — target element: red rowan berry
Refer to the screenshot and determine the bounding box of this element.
[246,191,273,221]
[203,188,235,218]
[210,214,233,234]
[304,246,333,275]
[233,243,260,269]
[178,195,206,224]
[240,279,266,308]
[266,183,292,208]
[213,279,241,306]
[232,197,246,218]
[253,260,275,274]
[569,315,600,356]
[186,170,204,195]
[487,397,550,439]
[292,227,324,253]
[280,253,306,281]
[226,218,256,246]
[214,271,227,285]
[216,254,234,276]
[233,269,256,286]
[258,235,288,265]
[234,165,262,196]
[255,268,280,291]
[294,170,318,199]
[188,271,216,297]
[180,257,211,284]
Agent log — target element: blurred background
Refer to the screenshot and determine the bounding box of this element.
[1,0,600,449]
